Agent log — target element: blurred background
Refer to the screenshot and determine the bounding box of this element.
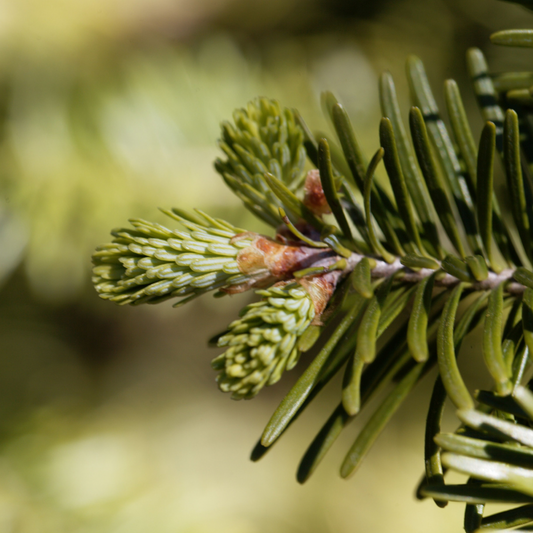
[1,0,532,530]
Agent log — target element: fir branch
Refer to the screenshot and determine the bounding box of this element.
[90,4,533,529]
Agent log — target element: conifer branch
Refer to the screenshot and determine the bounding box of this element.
[91,1,533,528]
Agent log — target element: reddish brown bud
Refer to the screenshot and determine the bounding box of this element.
[303,169,331,216]
[222,232,335,294]
[298,270,342,324]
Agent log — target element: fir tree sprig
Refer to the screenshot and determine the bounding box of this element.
[92,209,252,306]
[91,1,533,528]
[214,98,307,228]
[212,275,339,400]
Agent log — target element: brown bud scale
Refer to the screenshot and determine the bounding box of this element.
[303,169,331,216]
[223,233,337,295]
[298,270,342,324]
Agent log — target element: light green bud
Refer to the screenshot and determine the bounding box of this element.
[212,281,315,399]
[92,209,253,307]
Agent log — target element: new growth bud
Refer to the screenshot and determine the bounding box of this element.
[214,98,308,228]
[92,209,255,306]
[212,282,315,399]
[212,270,342,399]
[92,209,337,307]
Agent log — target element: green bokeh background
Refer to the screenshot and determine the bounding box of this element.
[0,0,531,530]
